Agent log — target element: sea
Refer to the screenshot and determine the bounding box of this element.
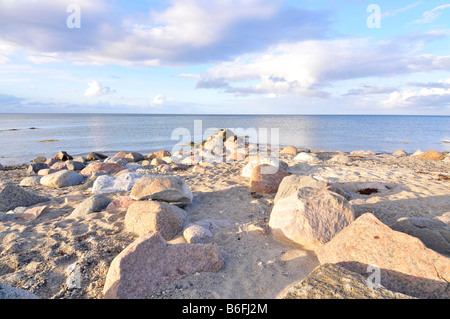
[0,113,449,166]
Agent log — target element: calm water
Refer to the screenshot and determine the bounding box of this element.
[0,114,449,166]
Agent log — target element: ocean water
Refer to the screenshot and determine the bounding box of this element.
[0,113,449,166]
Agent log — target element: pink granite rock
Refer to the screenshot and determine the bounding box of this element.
[317,213,450,298]
[50,161,67,170]
[106,196,136,210]
[20,205,49,221]
[103,231,224,299]
[80,162,124,176]
[250,164,290,194]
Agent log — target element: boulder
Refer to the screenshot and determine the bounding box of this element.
[328,154,352,164]
[40,170,84,188]
[280,145,298,156]
[104,157,128,166]
[277,263,414,299]
[32,156,47,164]
[44,158,58,167]
[86,152,108,161]
[26,163,49,175]
[183,224,213,243]
[151,158,167,166]
[106,196,136,210]
[317,213,450,299]
[269,187,355,250]
[242,158,288,178]
[274,175,328,204]
[66,160,86,171]
[125,152,144,162]
[20,176,42,187]
[417,150,444,161]
[37,168,60,176]
[392,150,408,157]
[391,217,450,256]
[92,172,142,194]
[0,282,39,299]
[103,231,224,299]
[20,205,49,221]
[0,184,49,212]
[113,151,128,159]
[411,150,424,157]
[54,151,73,161]
[294,152,320,164]
[80,162,124,176]
[153,150,171,159]
[250,164,290,194]
[50,161,67,170]
[287,162,312,175]
[130,175,193,207]
[70,194,112,218]
[125,201,187,240]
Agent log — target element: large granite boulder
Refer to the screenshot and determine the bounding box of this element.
[269,186,355,250]
[69,194,112,218]
[40,170,84,188]
[80,162,124,176]
[317,213,450,299]
[92,172,142,194]
[277,263,414,299]
[125,201,187,240]
[103,232,224,299]
[391,217,450,257]
[130,175,193,207]
[242,158,288,178]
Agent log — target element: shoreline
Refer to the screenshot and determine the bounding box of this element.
[0,132,449,299]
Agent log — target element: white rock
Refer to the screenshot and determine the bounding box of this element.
[242,158,288,178]
[294,152,320,164]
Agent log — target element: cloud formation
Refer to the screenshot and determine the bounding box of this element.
[84,80,115,97]
[414,4,450,23]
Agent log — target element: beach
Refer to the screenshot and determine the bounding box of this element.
[0,131,449,299]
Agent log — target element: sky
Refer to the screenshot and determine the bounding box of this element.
[0,0,450,115]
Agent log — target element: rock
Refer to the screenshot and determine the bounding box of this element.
[287,162,312,175]
[87,152,108,161]
[80,162,124,176]
[125,152,144,162]
[0,163,3,171]
[328,154,352,164]
[70,194,112,218]
[106,196,136,210]
[125,201,187,240]
[274,175,328,204]
[269,187,355,250]
[103,231,224,299]
[417,150,444,161]
[92,172,142,194]
[317,213,450,299]
[40,170,84,188]
[20,205,49,221]
[241,158,288,178]
[216,128,235,141]
[130,175,193,207]
[391,217,450,256]
[32,156,46,164]
[393,150,408,157]
[0,185,49,212]
[151,158,167,166]
[104,156,128,166]
[280,145,298,156]
[50,161,67,170]
[113,151,128,159]
[0,282,39,299]
[153,150,171,159]
[66,160,86,171]
[250,164,290,194]
[294,152,320,164]
[411,150,424,157]
[26,163,49,175]
[44,158,58,167]
[20,176,42,187]
[37,168,60,176]
[54,151,73,161]
[277,263,414,299]
[72,157,87,163]
[183,224,213,243]
[436,212,450,226]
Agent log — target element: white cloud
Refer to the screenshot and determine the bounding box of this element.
[151,94,173,106]
[414,4,450,23]
[382,2,421,19]
[381,84,450,109]
[84,80,115,98]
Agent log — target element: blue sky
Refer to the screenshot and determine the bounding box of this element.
[0,0,449,114]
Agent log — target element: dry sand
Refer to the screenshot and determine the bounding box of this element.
[0,151,449,299]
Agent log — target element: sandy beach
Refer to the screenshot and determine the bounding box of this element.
[0,135,449,299]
